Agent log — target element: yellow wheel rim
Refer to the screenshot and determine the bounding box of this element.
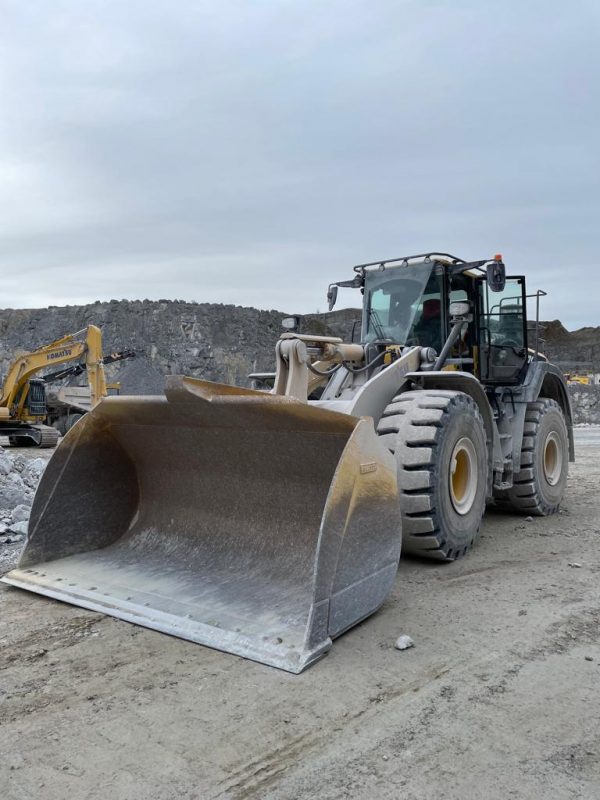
[543,431,562,486]
[449,437,478,515]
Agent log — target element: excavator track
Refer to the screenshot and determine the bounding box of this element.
[8,425,60,448]
[35,425,60,448]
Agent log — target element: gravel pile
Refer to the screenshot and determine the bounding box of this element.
[0,448,48,546]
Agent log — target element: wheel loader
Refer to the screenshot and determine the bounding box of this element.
[2,253,573,673]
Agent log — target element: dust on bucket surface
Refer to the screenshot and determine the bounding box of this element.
[2,377,401,673]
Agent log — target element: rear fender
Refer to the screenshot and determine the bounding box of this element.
[521,361,574,461]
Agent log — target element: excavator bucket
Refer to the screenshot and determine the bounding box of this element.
[2,376,401,673]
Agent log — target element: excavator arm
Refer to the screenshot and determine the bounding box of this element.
[42,348,135,384]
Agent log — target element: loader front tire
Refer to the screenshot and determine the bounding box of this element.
[505,398,568,515]
[377,390,488,561]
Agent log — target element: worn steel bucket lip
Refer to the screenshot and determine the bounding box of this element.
[2,568,329,673]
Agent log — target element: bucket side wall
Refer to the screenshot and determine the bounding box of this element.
[19,417,140,568]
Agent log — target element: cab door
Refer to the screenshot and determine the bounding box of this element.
[478,277,528,384]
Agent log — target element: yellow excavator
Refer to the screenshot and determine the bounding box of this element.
[565,373,591,386]
[0,325,132,448]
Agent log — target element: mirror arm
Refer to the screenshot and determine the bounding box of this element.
[327,274,364,310]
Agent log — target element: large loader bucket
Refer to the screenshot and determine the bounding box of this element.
[2,377,400,673]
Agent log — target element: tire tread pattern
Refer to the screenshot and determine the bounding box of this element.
[376,389,486,561]
[505,398,566,516]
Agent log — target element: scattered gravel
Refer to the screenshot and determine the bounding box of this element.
[0,445,52,574]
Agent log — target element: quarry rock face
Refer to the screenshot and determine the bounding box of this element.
[0,300,597,421]
[568,385,600,424]
[540,320,600,371]
[0,300,360,394]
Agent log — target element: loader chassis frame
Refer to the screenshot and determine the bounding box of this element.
[318,253,573,496]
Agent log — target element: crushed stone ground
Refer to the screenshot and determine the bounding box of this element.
[0,430,599,799]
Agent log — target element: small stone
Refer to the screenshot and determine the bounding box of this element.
[21,458,48,488]
[525,516,533,522]
[382,755,389,761]
[394,634,414,651]
[0,448,14,476]
[11,504,31,524]
[568,562,582,568]
[9,521,28,536]
[585,656,593,662]
[12,455,25,473]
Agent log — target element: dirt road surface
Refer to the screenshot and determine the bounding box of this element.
[1,432,599,799]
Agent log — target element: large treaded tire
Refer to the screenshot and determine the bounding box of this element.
[377,390,488,561]
[505,398,569,515]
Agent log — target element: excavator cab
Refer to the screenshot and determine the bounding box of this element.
[23,379,47,418]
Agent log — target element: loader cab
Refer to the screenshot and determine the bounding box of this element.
[362,261,445,350]
[360,255,528,385]
[476,276,528,384]
[362,260,470,357]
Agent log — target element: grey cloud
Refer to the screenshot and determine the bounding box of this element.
[0,0,599,327]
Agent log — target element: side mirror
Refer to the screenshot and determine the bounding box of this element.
[327,284,338,311]
[487,255,506,293]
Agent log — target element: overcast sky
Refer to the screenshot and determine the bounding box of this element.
[1,1,599,328]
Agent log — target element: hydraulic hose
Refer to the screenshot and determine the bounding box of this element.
[342,349,387,374]
[307,348,386,377]
[307,362,342,377]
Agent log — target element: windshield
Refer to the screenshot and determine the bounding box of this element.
[362,262,434,344]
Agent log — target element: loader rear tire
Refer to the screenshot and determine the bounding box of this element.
[377,390,487,561]
[505,398,568,515]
